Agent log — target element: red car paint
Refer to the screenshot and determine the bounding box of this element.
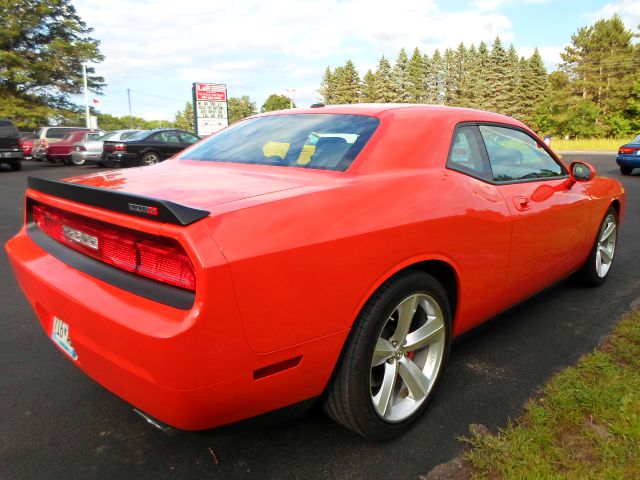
[46,130,102,163]
[6,105,625,430]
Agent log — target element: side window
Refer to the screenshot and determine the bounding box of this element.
[446,126,492,180]
[479,125,564,182]
[152,132,168,143]
[166,132,180,144]
[47,128,71,139]
[179,132,199,144]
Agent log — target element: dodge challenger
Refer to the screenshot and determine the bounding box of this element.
[6,104,625,439]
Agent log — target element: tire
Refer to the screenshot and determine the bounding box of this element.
[9,162,21,171]
[62,157,71,165]
[323,271,452,440]
[71,156,85,166]
[576,206,618,287]
[620,166,633,175]
[141,152,160,166]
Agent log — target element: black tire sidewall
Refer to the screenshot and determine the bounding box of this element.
[579,206,618,286]
[343,271,452,439]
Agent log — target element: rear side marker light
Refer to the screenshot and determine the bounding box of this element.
[253,356,303,380]
[32,203,196,291]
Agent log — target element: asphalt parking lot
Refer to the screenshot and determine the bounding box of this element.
[1,155,639,479]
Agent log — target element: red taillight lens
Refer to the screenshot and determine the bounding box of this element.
[32,203,196,291]
[619,147,637,154]
[114,143,126,151]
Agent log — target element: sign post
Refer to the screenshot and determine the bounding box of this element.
[192,83,229,136]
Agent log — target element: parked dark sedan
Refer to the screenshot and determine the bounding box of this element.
[616,134,640,175]
[102,128,200,167]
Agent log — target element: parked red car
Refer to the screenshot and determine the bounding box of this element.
[46,130,104,164]
[6,105,625,439]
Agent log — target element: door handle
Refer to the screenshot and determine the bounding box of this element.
[513,196,531,211]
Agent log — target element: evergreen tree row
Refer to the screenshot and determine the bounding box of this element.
[318,38,547,127]
[318,15,640,137]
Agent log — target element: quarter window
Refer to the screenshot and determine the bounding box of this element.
[479,125,564,182]
[446,126,492,180]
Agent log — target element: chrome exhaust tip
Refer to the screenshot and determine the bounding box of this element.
[133,408,178,436]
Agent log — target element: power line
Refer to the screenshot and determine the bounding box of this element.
[130,90,186,103]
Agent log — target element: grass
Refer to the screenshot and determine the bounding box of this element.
[550,138,629,152]
[464,310,640,479]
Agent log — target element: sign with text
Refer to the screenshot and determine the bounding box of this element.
[192,83,228,136]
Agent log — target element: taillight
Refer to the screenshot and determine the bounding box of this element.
[114,143,126,151]
[76,145,86,151]
[32,203,196,291]
[619,146,637,155]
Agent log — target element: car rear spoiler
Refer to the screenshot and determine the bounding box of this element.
[27,177,210,226]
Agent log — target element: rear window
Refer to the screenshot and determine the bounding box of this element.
[176,114,380,171]
[0,120,19,137]
[632,134,640,144]
[127,131,153,141]
[47,128,77,139]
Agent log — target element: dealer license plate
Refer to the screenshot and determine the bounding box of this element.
[52,316,78,360]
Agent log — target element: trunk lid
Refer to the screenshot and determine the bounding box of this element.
[61,159,338,211]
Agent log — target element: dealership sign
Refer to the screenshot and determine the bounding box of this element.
[192,83,228,136]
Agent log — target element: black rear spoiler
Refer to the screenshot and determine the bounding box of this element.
[27,177,210,226]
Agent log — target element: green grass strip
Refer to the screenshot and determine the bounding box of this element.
[465,311,640,479]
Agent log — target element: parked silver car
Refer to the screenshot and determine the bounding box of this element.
[71,129,143,166]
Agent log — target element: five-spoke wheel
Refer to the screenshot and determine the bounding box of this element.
[323,271,451,439]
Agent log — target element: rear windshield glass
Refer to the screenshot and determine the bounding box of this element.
[127,131,153,141]
[632,134,640,144]
[176,114,380,171]
[0,121,19,137]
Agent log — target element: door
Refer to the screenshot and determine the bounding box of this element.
[478,125,593,305]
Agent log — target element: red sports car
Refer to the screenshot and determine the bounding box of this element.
[6,105,625,439]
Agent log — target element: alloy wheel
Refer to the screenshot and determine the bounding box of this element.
[596,213,616,278]
[370,293,445,423]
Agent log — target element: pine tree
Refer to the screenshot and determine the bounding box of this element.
[174,102,194,132]
[318,67,336,104]
[489,37,510,113]
[458,44,477,107]
[362,69,377,102]
[422,53,436,103]
[521,48,548,128]
[560,15,638,135]
[466,41,491,109]
[407,47,425,103]
[443,48,457,105]
[430,49,445,105]
[503,44,520,117]
[392,48,411,102]
[373,56,395,103]
[334,60,361,104]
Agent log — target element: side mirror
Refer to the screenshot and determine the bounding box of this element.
[566,161,596,188]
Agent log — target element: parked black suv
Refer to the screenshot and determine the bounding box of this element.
[0,119,24,171]
[102,128,200,167]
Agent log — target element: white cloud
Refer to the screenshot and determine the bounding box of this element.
[588,0,640,28]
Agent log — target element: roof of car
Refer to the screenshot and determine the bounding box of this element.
[255,103,524,126]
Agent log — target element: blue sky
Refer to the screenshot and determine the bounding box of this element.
[72,0,640,121]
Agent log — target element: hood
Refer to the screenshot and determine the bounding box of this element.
[62,159,339,211]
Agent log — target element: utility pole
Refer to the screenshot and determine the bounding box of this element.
[82,63,90,128]
[127,89,133,128]
[285,88,296,109]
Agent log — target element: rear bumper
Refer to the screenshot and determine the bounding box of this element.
[72,151,102,163]
[103,152,141,167]
[616,155,640,167]
[0,150,23,161]
[5,219,343,430]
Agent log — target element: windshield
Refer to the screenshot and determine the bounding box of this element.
[176,114,380,171]
[631,134,640,144]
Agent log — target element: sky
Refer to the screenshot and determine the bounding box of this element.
[72,0,640,121]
